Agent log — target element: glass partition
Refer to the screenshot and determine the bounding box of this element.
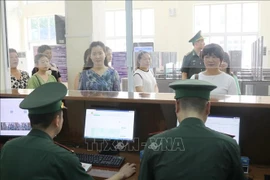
[2,0,269,95]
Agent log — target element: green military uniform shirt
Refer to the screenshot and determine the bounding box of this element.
[181,50,205,79]
[0,129,94,180]
[139,118,246,180]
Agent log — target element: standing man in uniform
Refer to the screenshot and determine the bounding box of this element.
[0,82,136,180]
[181,30,205,79]
[138,79,246,180]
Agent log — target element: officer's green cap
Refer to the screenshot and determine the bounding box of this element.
[20,82,67,114]
[169,79,217,100]
[189,30,204,43]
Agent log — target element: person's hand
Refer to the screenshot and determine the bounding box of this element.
[118,163,136,179]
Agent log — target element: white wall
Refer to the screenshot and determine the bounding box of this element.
[153,1,194,63]
[92,1,106,43]
[65,1,93,89]
[6,1,21,50]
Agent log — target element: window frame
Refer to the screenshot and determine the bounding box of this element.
[193,2,259,68]
[105,8,155,51]
[27,15,56,44]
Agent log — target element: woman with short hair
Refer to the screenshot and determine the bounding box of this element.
[190,43,238,95]
[9,48,30,89]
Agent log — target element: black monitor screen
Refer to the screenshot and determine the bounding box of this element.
[55,14,66,44]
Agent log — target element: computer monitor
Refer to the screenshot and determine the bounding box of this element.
[176,116,240,144]
[0,98,31,136]
[133,42,154,52]
[84,108,135,141]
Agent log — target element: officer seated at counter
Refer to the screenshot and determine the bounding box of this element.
[0,82,136,180]
[139,79,246,180]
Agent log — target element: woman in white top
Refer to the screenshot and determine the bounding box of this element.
[133,51,159,92]
[190,43,238,95]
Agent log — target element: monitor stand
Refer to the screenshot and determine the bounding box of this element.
[98,140,120,155]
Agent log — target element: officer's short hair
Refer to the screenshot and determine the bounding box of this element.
[202,43,224,60]
[177,97,207,113]
[28,110,62,129]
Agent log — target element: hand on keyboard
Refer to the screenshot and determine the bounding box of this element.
[118,163,136,179]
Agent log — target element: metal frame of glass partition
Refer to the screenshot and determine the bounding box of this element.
[125,0,134,92]
[0,0,11,90]
[258,36,264,81]
[251,36,264,81]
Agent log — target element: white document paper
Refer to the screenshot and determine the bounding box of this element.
[81,162,92,171]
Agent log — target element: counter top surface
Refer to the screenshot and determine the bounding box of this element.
[1,89,270,108]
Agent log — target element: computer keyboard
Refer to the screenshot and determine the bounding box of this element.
[76,153,125,168]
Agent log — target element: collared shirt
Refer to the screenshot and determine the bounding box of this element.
[0,129,94,180]
[181,50,205,79]
[139,117,246,180]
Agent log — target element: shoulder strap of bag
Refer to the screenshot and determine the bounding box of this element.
[34,74,42,86]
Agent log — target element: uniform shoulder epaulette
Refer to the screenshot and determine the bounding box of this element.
[54,141,75,153]
[185,51,193,56]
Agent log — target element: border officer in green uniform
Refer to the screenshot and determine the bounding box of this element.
[138,79,246,180]
[0,82,136,180]
[181,31,205,79]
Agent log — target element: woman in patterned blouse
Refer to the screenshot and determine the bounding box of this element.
[78,41,121,91]
[9,48,30,89]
